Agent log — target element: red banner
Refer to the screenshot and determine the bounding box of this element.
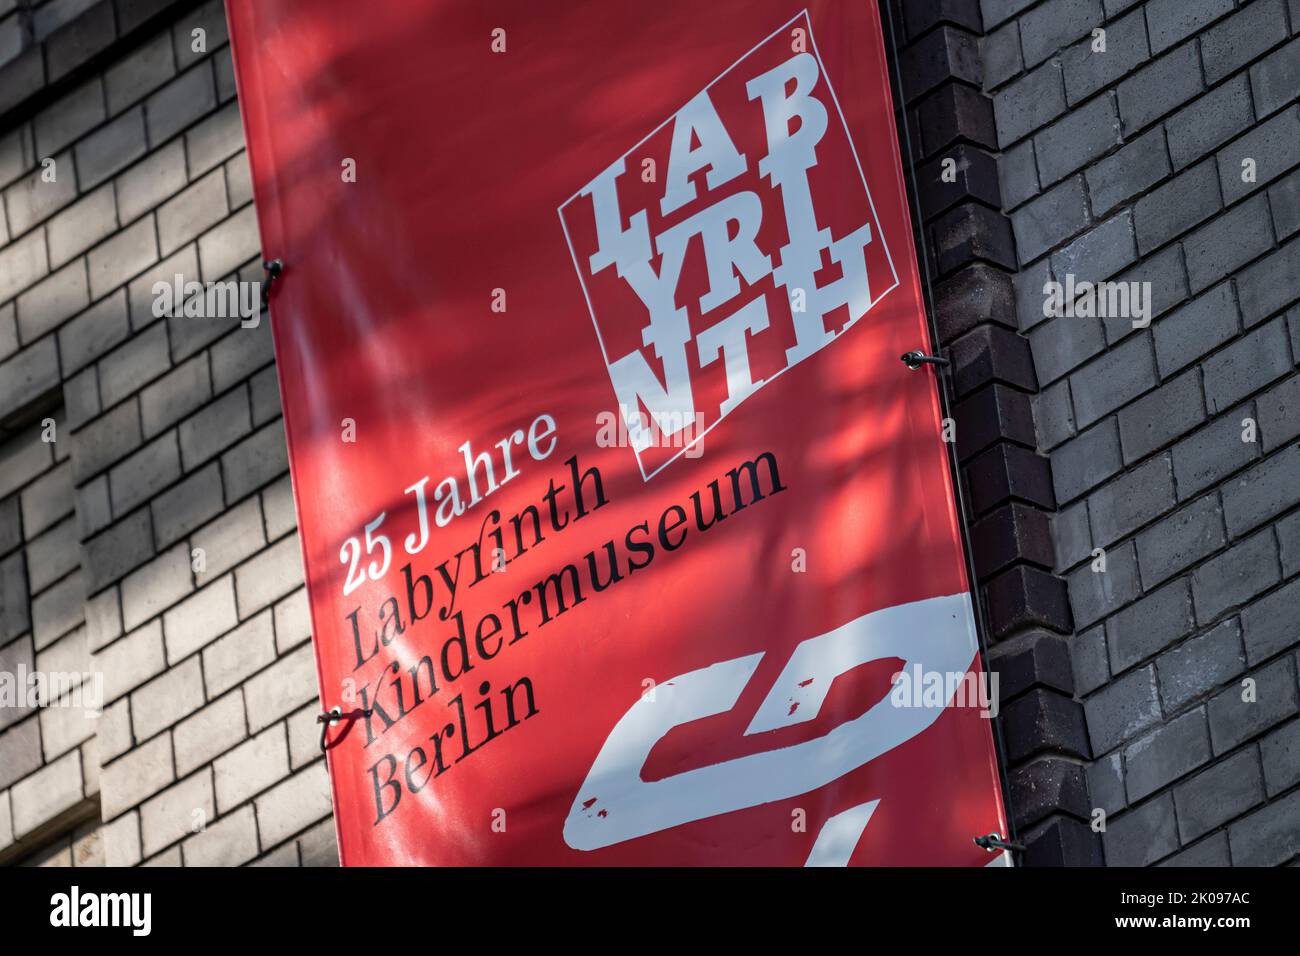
[227,0,1010,865]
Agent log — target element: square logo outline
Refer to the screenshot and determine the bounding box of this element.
[558,8,901,481]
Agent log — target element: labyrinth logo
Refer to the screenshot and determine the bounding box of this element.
[560,10,898,479]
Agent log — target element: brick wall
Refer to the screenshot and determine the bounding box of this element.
[977,0,1300,865]
[0,0,336,866]
[4,0,1296,869]
[884,0,1095,866]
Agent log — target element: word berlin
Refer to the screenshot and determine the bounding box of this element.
[352,451,787,826]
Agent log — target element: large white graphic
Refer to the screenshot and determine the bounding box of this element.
[559,11,899,480]
[563,593,979,861]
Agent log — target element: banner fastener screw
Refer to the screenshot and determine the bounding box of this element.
[317,705,373,751]
[973,832,1026,853]
[261,258,284,310]
[901,350,950,370]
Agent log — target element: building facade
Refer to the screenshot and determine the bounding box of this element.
[888,0,1300,866]
[0,0,1297,866]
[0,0,333,866]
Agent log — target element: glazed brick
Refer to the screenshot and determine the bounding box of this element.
[1241,578,1300,664]
[1052,419,1122,504]
[1019,0,1102,68]
[1066,539,1140,629]
[1133,160,1221,255]
[994,59,1067,146]
[1201,317,1293,415]
[1134,494,1226,586]
[949,322,1037,395]
[1236,237,1300,324]
[931,201,1017,273]
[1152,283,1238,378]
[1165,75,1254,171]
[1033,91,1119,185]
[1170,407,1261,502]
[982,20,1023,90]
[1227,787,1300,865]
[966,441,1055,513]
[1116,41,1203,134]
[1199,0,1288,85]
[1061,8,1148,105]
[1191,528,1280,625]
[1105,577,1193,673]
[933,263,1018,344]
[1051,500,1091,571]
[1116,368,1205,465]
[1085,126,1169,217]
[1011,175,1089,263]
[1027,314,1104,385]
[1145,0,1233,54]
[1181,193,1275,294]
[1157,619,1246,712]
[1051,210,1138,287]
[1172,747,1265,842]
[1206,656,1298,753]
[1009,758,1091,830]
[1260,719,1300,796]
[1084,662,1160,754]
[1068,329,1156,429]
[971,501,1055,577]
[1086,453,1174,547]
[918,82,998,154]
[985,563,1074,637]
[1217,105,1300,205]
[1002,688,1090,762]
[1123,706,1211,802]
[899,26,982,104]
[1258,374,1300,451]
[1250,36,1300,118]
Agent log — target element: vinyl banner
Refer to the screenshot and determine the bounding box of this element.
[227,0,1010,865]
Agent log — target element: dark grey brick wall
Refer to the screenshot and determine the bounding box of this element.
[886,0,1098,865]
[984,0,1300,865]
